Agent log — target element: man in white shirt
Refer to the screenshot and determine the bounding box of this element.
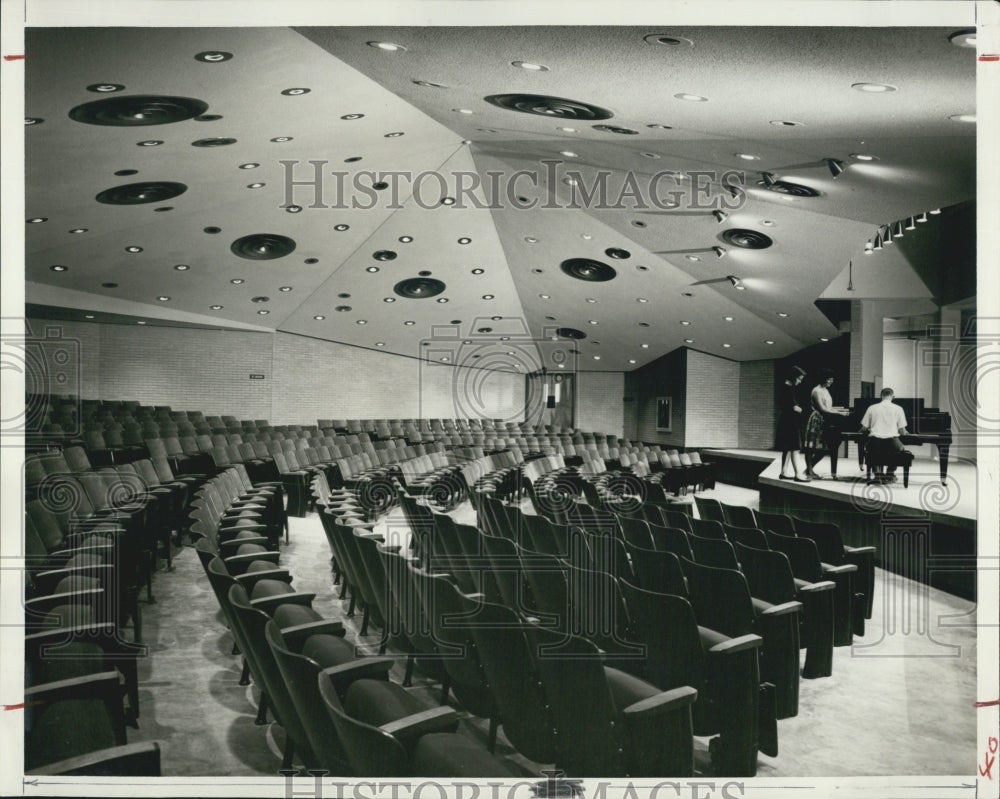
[860,387,909,482]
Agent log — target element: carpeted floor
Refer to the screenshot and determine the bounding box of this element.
[128,484,977,778]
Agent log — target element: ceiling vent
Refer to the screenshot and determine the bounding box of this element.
[721,228,773,249]
[95,181,187,205]
[555,327,587,340]
[393,278,446,299]
[757,179,820,197]
[484,94,613,120]
[69,95,208,126]
[560,258,617,282]
[230,234,296,260]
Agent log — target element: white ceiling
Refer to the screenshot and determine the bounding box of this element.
[23,24,976,371]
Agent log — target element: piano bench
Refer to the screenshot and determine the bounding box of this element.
[865,448,915,488]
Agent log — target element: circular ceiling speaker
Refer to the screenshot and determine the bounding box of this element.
[484,94,613,121]
[757,179,820,197]
[192,137,237,147]
[69,95,209,126]
[555,327,587,340]
[373,250,397,261]
[95,181,187,205]
[560,258,617,282]
[721,228,773,249]
[605,247,631,259]
[593,124,639,135]
[230,233,296,260]
[393,277,446,299]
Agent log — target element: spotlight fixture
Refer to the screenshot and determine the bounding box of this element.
[893,221,904,238]
[730,276,746,290]
[713,210,728,224]
[826,158,845,178]
[873,232,883,251]
[864,240,874,255]
[882,226,894,245]
[760,172,777,188]
[713,246,727,259]
[917,212,928,223]
[905,217,916,231]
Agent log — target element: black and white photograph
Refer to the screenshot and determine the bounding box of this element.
[1,1,998,797]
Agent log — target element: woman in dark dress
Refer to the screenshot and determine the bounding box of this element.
[776,366,809,481]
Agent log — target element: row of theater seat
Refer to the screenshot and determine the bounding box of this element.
[194,468,525,776]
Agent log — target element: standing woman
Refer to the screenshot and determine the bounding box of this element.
[804,369,850,479]
[776,366,809,481]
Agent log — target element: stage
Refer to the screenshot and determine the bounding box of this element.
[753,450,978,600]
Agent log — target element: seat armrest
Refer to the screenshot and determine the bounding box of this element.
[798,580,836,594]
[224,551,280,567]
[280,619,345,643]
[623,685,698,718]
[759,600,803,618]
[379,706,461,742]
[707,633,762,655]
[250,592,315,613]
[219,536,269,550]
[823,563,858,574]
[25,623,117,651]
[24,670,121,703]
[235,568,293,588]
[25,588,104,617]
[845,545,876,555]
[321,656,396,683]
[29,741,161,777]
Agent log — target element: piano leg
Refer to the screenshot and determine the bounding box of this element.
[938,443,950,485]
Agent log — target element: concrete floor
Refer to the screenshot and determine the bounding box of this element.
[130,484,977,778]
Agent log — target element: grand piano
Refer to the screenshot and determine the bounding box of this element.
[827,397,953,484]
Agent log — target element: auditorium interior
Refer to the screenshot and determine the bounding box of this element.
[7,15,995,789]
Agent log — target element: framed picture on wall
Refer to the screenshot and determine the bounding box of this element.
[656,396,673,432]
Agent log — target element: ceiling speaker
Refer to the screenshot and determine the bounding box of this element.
[393,278,447,299]
[560,258,617,282]
[95,181,187,205]
[69,95,209,126]
[230,234,296,260]
[484,94,613,121]
[721,228,773,249]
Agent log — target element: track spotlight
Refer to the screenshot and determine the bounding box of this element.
[917,212,928,223]
[893,221,904,238]
[826,158,846,178]
[929,208,941,215]
[873,232,883,251]
[882,225,894,245]
[728,275,744,290]
[864,240,874,254]
[905,217,916,231]
[761,172,777,188]
[713,246,727,259]
[713,210,728,223]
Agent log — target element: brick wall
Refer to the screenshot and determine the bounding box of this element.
[26,317,525,425]
[685,349,740,448]
[24,319,101,399]
[575,371,624,439]
[738,359,776,448]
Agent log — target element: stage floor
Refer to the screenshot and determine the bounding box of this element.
[755,450,977,526]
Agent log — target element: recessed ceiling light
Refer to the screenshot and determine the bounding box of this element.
[563,177,578,186]
[384,132,405,138]
[413,79,448,88]
[439,357,450,362]
[769,120,801,127]
[25,117,44,125]
[581,234,593,241]
[49,264,68,272]
[210,304,223,310]
[441,197,456,206]
[682,338,693,344]
[525,237,539,244]
[722,343,731,348]
[230,278,245,284]
[84,314,95,319]
[559,151,578,158]
[453,108,475,115]
[674,93,708,102]
[375,342,386,347]
[137,140,163,147]
[68,228,88,234]
[125,246,143,253]
[646,124,672,131]
[404,320,415,326]
[680,320,692,325]
[592,355,601,361]
[482,294,495,300]
[239,163,259,170]
[765,340,774,345]
[457,237,472,244]
[512,60,548,71]
[949,29,977,48]
[539,293,550,299]
[949,114,976,123]
[852,82,896,93]
[279,286,293,292]
[137,320,147,325]
[641,343,650,349]
[557,126,578,133]
[736,153,759,161]
[156,296,170,301]
[436,298,449,303]
[27,217,47,224]
[173,264,190,271]
[311,315,325,321]
[366,266,379,273]
[777,311,789,318]
[247,183,265,189]
[685,255,700,262]
[637,298,649,304]
[585,298,598,304]
[383,297,396,303]
[257,310,270,315]
[270,136,292,143]
[820,337,830,342]
[760,220,775,227]
[368,41,406,52]
[850,153,879,161]
[471,268,485,275]
[356,319,368,325]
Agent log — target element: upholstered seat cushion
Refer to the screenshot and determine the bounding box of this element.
[25,698,117,771]
[270,602,323,629]
[343,678,426,727]
[301,633,357,668]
